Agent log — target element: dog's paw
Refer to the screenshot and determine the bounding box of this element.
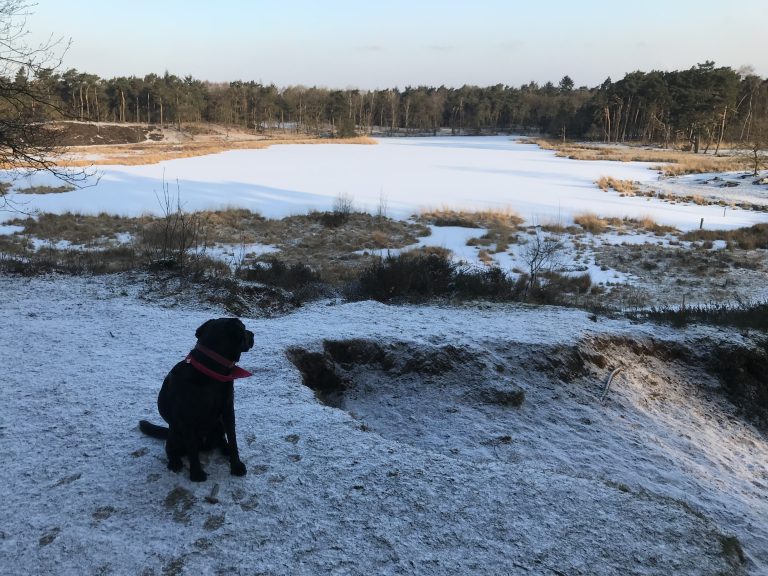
[230,460,247,477]
[168,458,183,473]
[190,469,208,482]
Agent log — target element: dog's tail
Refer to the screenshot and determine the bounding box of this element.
[138,420,169,439]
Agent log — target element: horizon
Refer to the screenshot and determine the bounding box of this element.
[26,0,767,89]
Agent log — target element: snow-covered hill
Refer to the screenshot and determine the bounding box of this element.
[1,274,766,575]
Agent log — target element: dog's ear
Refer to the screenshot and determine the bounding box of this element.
[195,319,215,340]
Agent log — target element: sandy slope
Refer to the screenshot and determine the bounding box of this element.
[0,274,766,575]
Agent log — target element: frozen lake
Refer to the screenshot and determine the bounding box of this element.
[4,136,768,231]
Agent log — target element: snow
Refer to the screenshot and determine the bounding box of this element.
[205,242,280,270]
[4,137,768,231]
[1,274,766,574]
[365,225,488,263]
[654,171,768,207]
[0,225,24,236]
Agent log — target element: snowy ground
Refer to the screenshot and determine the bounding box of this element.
[4,137,768,231]
[1,274,766,575]
[652,171,768,208]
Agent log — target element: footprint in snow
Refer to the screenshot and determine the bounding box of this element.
[39,528,60,547]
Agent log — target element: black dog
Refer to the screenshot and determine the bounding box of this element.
[139,318,254,482]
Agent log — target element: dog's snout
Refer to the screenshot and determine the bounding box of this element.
[242,330,255,352]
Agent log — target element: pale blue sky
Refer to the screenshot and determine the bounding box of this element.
[26,0,767,88]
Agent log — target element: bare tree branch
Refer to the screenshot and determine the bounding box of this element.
[0,0,89,212]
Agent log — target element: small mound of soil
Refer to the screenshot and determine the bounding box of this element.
[49,122,161,146]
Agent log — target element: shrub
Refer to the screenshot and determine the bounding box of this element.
[242,257,321,290]
[637,301,768,331]
[527,272,592,304]
[355,250,455,302]
[353,250,534,303]
[453,266,526,300]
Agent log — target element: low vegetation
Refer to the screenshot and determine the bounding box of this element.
[574,213,610,234]
[681,223,768,250]
[14,184,75,194]
[421,208,523,253]
[3,205,768,324]
[574,213,678,236]
[596,176,638,195]
[351,249,591,305]
[637,302,768,332]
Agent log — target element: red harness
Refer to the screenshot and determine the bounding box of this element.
[185,342,253,382]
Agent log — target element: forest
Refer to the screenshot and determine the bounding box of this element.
[7,61,768,152]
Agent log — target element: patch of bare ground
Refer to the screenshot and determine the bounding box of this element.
[45,121,377,166]
[593,242,767,308]
[14,184,75,194]
[530,139,749,176]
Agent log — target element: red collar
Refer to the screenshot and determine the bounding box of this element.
[185,342,253,382]
[194,342,236,367]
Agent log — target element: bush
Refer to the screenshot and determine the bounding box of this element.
[356,250,455,302]
[353,250,530,303]
[242,257,321,290]
[636,300,768,330]
[453,266,526,300]
[526,272,592,304]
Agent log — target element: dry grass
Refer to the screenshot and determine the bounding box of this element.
[682,223,768,250]
[573,212,678,236]
[420,208,523,255]
[596,176,638,195]
[532,139,749,176]
[15,185,75,195]
[477,249,494,265]
[3,208,430,284]
[419,207,523,229]
[7,212,142,245]
[657,155,749,177]
[59,136,377,167]
[623,216,678,235]
[574,213,609,234]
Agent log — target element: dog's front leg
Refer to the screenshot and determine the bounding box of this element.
[223,386,246,476]
[165,428,184,473]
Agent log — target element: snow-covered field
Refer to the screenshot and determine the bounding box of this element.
[4,136,768,231]
[1,274,766,575]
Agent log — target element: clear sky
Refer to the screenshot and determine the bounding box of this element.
[25,0,767,89]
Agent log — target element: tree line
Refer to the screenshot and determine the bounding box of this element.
[6,61,768,151]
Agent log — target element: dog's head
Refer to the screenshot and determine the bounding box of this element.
[195,318,254,363]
